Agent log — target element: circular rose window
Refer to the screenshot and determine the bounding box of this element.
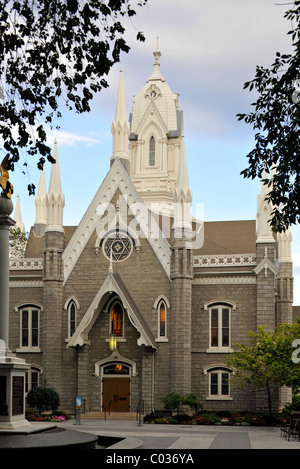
[103,232,133,262]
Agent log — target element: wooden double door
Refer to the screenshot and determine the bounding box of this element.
[102,378,130,412]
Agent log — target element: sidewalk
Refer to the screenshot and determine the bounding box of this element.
[59,418,300,450]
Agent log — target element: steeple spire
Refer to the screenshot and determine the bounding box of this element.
[147,36,165,82]
[34,166,47,236]
[173,123,192,233]
[45,140,65,232]
[13,193,25,232]
[256,167,274,243]
[111,67,130,172]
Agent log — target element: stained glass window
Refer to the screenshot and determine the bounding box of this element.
[111,302,123,337]
[103,232,132,262]
[159,301,166,337]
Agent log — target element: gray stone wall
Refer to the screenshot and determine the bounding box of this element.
[63,224,171,413]
[192,279,257,412]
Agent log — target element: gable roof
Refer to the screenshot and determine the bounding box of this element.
[62,158,171,285]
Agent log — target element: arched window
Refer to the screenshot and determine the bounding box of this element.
[158,299,167,338]
[205,367,232,400]
[111,302,124,337]
[208,304,232,351]
[25,366,41,393]
[19,305,40,350]
[68,300,77,338]
[149,136,155,166]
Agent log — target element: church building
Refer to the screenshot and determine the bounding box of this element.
[8,45,294,416]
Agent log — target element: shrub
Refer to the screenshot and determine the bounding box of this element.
[203,413,220,425]
[143,412,155,423]
[160,392,202,415]
[26,385,60,415]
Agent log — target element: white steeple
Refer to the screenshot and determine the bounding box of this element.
[34,166,47,235]
[13,193,25,232]
[173,125,192,233]
[129,39,182,208]
[45,140,65,232]
[256,167,275,243]
[111,67,130,172]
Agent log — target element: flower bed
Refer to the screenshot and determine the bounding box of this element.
[25,410,70,422]
[144,411,289,427]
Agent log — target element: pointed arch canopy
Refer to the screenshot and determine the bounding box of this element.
[67,271,157,350]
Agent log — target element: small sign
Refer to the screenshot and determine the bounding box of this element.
[76,397,82,409]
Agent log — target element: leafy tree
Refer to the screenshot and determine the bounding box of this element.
[9,226,28,257]
[0,0,147,196]
[226,323,300,415]
[237,1,300,232]
[26,385,60,415]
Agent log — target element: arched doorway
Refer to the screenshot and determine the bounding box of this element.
[102,363,131,412]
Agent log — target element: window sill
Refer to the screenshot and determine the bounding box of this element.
[206,397,233,401]
[155,337,169,343]
[16,348,41,353]
[206,348,233,354]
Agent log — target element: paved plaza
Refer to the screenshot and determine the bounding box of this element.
[58,418,300,450]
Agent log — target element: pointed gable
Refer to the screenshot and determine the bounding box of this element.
[62,158,171,285]
[67,270,157,349]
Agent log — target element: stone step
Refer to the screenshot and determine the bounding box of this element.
[80,411,140,420]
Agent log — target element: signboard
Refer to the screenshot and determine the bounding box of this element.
[12,376,24,416]
[76,397,82,409]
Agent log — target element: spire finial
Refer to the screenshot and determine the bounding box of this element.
[153,35,161,65]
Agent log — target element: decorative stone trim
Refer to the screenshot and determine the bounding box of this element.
[10,280,43,288]
[10,258,43,270]
[193,276,256,285]
[193,254,256,268]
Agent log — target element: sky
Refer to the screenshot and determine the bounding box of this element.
[7,0,300,304]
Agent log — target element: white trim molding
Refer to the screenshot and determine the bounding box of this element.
[94,350,138,377]
[193,254,256,268]
[10,258,43,270]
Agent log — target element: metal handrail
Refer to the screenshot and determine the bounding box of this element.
[136,400,144,426]
[104,400,111,420]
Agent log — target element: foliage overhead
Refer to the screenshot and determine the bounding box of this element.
[237,1,300,232]
[0,0,147,195]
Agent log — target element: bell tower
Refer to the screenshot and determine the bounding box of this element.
[129,39,182,209]
[170,126,193,394]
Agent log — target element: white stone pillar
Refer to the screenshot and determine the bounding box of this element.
[0,199,14,351]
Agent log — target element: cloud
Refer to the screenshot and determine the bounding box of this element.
[46,129,101,147]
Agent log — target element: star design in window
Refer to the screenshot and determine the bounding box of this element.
[103,232,132,261]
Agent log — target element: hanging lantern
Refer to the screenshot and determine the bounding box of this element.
[109,334,117,351]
